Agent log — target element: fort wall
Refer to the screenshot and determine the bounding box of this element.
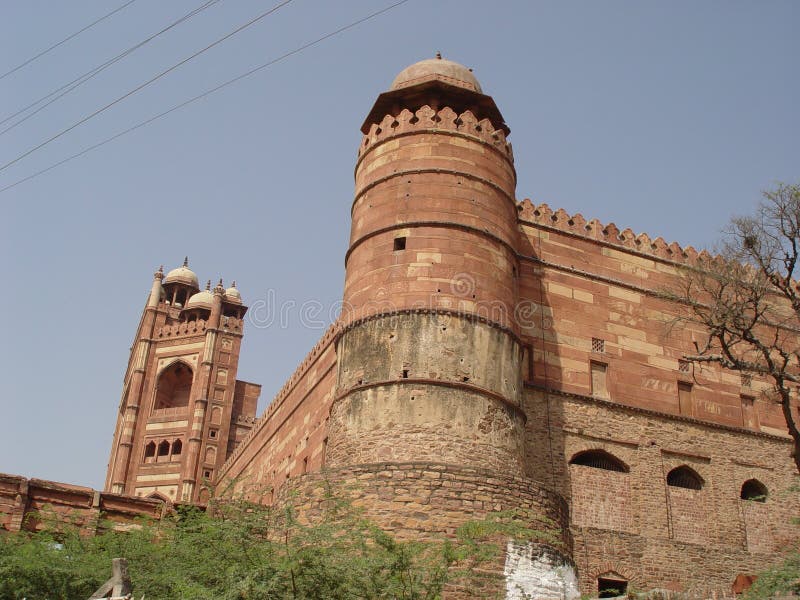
[0,474,163,534]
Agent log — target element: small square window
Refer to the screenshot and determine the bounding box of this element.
[591,338,605,353]
[393,237,406,251]
[209,429,217,439]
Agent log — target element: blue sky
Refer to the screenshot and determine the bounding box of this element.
[1,1,797,489]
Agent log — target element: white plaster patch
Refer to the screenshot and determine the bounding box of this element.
[504,542,580,600]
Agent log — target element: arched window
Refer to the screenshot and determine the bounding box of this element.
[157,440,170,457]
[740,479,767,502]
[155,362,193,410]
[570,450,628,473]
[667,466,703,490]
[171,439,182,456]
[144,441,156,459]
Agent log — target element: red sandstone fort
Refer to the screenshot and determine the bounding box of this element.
[2,56,798,597]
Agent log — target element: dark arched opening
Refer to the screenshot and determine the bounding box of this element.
[570,449,629,473]
[667,466,703,490]
[155,362,193,410]
[740,479,767,502]
[144,441,156,461]
[157,440,170,457]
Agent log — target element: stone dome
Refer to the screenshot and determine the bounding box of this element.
[164,259,199,289]
[185,290,213,311]
[225,284,242,304]
[390,55,481,93]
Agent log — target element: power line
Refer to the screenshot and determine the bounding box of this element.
[0,0,221,133]
[0,0,294,175]
[0,0,412,195]
[0,0,139,81]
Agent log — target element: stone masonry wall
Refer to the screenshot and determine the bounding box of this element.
[514,201,798,591]
[329,313,525,475]
[524,388,799,593]
[0,473,163,534]
[277,462,569,545]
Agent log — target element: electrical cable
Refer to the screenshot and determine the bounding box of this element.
[0,0,139,81]
[0,0,411,195]
[0,0,295,174]
[0,0,221,133]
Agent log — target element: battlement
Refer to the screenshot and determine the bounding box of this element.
[358,106,513,162]
[154,316,243,339]
[156,319,207,339]
[517,199,715,265]
[219,322,340,476]
[220,316,244,334]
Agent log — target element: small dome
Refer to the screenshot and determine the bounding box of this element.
[164,258,199,288]
[185,290,213,311]
[391,55,481,93]
[225,283,242,304]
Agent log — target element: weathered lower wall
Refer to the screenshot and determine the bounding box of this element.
[329,313,525,475]
[327,385,525,474]
[572,527,789,595]
[277,462,569,542]
[0,473,163,533]
[523,387,800,593]
[277,462,576,599]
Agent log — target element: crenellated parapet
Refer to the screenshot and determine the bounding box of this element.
[358,106,513,163]
[220,316,244,334]
[156,319,207,339]
[154,316,244,339]
[517,199,716,265]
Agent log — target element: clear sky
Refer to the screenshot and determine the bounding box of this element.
[1,1,797,490]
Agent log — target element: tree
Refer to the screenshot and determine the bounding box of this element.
[675,183,800,472]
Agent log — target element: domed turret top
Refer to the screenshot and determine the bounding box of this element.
[361,54,507,135]
[390,53,481,93]
[164,257,199,289]
[185,281,213,311]
[225,281,242,304]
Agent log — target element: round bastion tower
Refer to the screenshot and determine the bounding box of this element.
[328,56,526,473]
[318,58,576,594]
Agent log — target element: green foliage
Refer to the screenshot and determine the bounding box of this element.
[742,552,800,599]
[0,489,548,600]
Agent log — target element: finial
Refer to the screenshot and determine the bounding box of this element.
[154,265,164,280]
[183,256,189,267]
[206,280,211,291]
[435,51,442,60]
[213,278,226,296]
[231,280,237,288]
[218,278,224,287]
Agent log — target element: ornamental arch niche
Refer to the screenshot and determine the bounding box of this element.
[666,465,707,544]
[568,449,632,532]
[740,478,774,553]
[147,491,170,504]
[154,361,194,410]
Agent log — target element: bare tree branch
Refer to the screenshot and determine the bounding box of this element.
[670,183,800,472]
